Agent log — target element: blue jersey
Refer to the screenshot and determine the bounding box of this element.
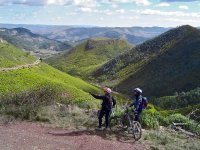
[133,95,143,113]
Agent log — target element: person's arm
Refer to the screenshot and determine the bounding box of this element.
[90,93,104,100]
[112,97,116,107]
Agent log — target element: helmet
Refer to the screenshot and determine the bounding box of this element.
[103,87,112,94]
[134,88,142,94]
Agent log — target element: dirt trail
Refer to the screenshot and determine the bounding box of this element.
[0,59,41,72]
[0,122,149,150]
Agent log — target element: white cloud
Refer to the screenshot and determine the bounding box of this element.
[106,0,151,6]
[116,9,125,14]
[111,3,118,8]
[139,9,200,18]
[165,17,200,23]
[74,0,97,8]
[0,0,97,7]
[99,17,104,21]
[47,0,66,5]
[79,7,92,12]
[156,2,170,7]
[179,5,189,10]
[133,0,151,6]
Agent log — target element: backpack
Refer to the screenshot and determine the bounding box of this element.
[142,97,148,109]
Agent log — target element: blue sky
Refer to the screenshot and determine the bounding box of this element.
[0,0,200,27]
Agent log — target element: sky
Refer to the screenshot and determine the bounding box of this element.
[0,0,200,27]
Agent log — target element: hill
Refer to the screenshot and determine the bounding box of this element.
[0,43,104,119]
[46,38,133,79]
[0,41,36,67]
[0,28,71,58]
[0,24,170,45]
[92,25,200,97]
[35,26,169,45]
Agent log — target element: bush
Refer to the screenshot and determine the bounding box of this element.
[141,110,159,129]
[166,114,190,124]
[0,85,56,120]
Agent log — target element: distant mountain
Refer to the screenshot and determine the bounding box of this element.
[0,24,170,45]
[36,26,170,45]
[92,25,200,97]
[0,28,71,58]
[46,38,133,79]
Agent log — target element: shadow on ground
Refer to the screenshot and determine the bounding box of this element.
[48,128,137,144]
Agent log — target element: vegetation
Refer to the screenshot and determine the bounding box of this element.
[152,87,200,110]
[143,128,200,150]
[0,42,36,67]
[92,25,200,97]
[46,38,132,79]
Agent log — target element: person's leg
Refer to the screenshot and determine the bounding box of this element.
[105,109,111,128]
[134,113,141,122]
[98,110,105,128]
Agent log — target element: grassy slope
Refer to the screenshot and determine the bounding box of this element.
[0,63,101,108]
[92,25,200,97]
[117,26,200,97]
[0,42,36,67]
[46,38,132,78]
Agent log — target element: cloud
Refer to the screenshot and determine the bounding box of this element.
[105,0,151,6]
[0,0,97,7]
[160,0,199,2]
[156,2,170,7]
[79,7,92,12]
[165,17,200,23]
[116,9,125,14]
[139,9,200,18]
[179,5,189,10]
[133,0,151,6]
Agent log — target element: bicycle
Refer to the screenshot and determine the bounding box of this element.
[109,105,142,141]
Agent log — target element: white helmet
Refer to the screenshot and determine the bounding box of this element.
[134,88,142,94]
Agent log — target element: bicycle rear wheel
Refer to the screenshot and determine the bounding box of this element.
[132,121,142,140]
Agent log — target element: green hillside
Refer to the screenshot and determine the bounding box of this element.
[0,43,128,123]
[46,38,132,79]
[92,25,200,97]
[0,63,100,107]
[0,41,36,67]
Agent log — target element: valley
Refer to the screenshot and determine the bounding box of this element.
[0,24,200,150]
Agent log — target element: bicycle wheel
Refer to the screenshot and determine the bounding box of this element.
[119,114,131,130]
[132,121,142,140]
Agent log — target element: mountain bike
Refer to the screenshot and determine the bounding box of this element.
[109,105,142,141]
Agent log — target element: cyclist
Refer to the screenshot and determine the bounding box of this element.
[129,88,143,122]
[90,87,116,130]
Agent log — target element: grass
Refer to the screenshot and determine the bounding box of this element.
[0,63,101,107]
[143,128,200,150]
[0,42,36,67]
[46,38,132,79]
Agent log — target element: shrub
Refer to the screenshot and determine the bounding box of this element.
[141,110,159,129]
[166,114,190,124]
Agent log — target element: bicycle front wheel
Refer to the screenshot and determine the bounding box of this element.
[132,121,142,140]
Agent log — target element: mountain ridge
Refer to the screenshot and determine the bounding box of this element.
[92,25,200,97]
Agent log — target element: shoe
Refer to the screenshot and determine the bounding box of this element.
[104,128,111,131]
[95,127,103,131]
